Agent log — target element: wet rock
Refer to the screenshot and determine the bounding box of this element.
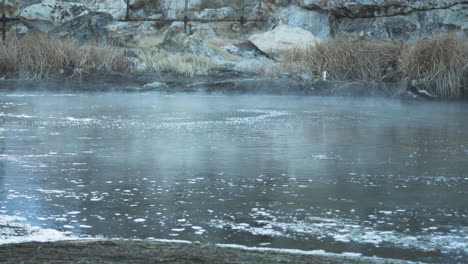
[272,5,331,40]
[19,0,89,27]
[248,25,320,57]
[49,12,115,42]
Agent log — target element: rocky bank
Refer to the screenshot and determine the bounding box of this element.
[0,0,467,99]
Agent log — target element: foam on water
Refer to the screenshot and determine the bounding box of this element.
[0,215,72,245]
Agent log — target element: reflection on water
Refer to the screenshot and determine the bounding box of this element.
[0,93,467,263]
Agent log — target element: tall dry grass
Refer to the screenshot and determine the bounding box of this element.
[137,49,219,77]
[399,35,468,99]
[282,35,468,99]
[282,38,402,83]
[0,33,129,79]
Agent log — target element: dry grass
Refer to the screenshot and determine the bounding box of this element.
[281,35,468,99]
[399,35,468,99]
[205,38,243,62]
[0,33,129,79]
[137,49,219,77]
[282,38,402,83]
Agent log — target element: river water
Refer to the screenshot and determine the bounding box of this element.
[0,92,467,263]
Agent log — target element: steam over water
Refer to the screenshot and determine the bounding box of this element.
[0,92,467,263]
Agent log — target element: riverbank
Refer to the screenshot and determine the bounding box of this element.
[0,239,415,264]
[1,33,466,100]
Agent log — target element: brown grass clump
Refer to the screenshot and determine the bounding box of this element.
[282,38,402,83]
[137,49,219,77]
[399,35,468,99]
[281,35,468,99]
[0,33,129,79]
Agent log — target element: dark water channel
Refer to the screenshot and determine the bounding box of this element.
[0,92,467,263]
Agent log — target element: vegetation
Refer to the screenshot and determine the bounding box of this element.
[0,33,129,79]
[137,49,219,77]
[281,35,468,99]
[1,32,466,99]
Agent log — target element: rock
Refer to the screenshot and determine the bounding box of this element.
[107,21,160,44]
[233,59,268,73]
[1,0,21,16]
[328,0,465,18]
[333,4,468,41]
[194,7,236,20]
[49,12,115,42]
[84,0,127,20]
[300,0,328,10]
[260,0,290,12]
[224,41,270,59]
[143,81,167,88]
[191,24,218,40]
[125,49,148,71]
[272,5,331,40]
[19,0,89,26]
[248,25,320,57]
[160,27,223,61]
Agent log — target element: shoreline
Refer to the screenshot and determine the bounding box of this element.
[0,239,417,264]
[0,71,418,100]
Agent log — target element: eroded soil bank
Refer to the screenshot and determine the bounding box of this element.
[0,240,413,264]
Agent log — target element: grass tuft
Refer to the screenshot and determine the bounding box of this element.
[281,35,468,99]
[399,35,468,99]
[136,49,219,77]
[0,33,129,79]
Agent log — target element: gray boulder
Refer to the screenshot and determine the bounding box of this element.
[49,12,115,42]
[272,5,331,40]
[159,27,223,61]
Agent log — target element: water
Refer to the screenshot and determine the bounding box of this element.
[0,92,467,263]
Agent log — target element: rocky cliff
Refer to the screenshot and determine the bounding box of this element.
[3,0,466,42]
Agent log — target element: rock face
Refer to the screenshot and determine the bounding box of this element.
[11,0,468,43]
[272,5,331,40]
[1,0,21,16]
[333,4,468,41]
[49,12,115,42]
[248,25,320,57]
[19,0,89,26]
[329,0,468,41]
[82,0,127,20]
[160,26,222,60]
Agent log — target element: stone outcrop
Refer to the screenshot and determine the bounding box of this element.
[248,25,320,57]
[1,0,21,16]
[49,12,115,42]
[271,5,331,40]
[160,26,223,60]
[19,0,89,27]
[333,3,467,41]
[8,0,468,43]
[328,0,468,41]
[82,0,127,20]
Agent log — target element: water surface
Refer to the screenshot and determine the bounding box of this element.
[0,93,467,263]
